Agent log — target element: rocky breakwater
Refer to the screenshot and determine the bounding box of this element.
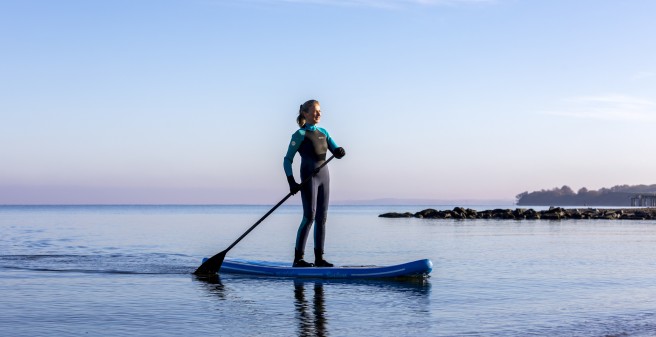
[379,207,656,220]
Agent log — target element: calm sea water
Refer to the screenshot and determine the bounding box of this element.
[2,204,656,336]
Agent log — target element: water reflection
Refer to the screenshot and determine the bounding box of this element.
[194,274,227,300]
[291,278,431,337]
[294,280,327,337]
[194,275,432,336]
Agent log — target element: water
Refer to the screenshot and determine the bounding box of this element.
[2,205,656,336]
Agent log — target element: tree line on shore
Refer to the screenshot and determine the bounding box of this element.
[515,184,656,206]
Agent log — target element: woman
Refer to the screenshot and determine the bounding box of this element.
[283,100,346,267]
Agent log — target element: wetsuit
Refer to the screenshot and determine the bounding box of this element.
[284,124,339,255]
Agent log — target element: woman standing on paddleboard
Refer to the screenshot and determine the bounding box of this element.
[284,100,346,267]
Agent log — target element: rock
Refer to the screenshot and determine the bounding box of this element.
[453,207,466,214]
[493,209,515,219]
[513,208,527,219]
[416,208,439,218]
[635,210,651,219]
[540,211,560,220]
[379,207,656,221]
[379,212,413,218]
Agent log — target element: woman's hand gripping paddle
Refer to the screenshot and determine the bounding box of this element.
[193,155,335,276]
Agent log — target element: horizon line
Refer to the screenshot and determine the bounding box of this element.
[0,198,516,207]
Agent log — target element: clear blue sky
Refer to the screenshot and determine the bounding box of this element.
[1,0,655,204]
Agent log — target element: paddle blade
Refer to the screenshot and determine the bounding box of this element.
[193,251,226,276]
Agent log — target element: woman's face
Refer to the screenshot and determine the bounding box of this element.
[303,103,321,125]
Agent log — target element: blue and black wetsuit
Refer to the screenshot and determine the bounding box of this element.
[284,124,340,255]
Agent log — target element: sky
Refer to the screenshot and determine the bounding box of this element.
[1,0,655,204]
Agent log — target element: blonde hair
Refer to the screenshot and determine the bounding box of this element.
[297,99,319,127]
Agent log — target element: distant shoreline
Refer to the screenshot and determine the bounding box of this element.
[0,199,517,207]
[380,207,656,220]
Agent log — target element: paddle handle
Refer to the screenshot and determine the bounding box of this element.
[223,155,335,253]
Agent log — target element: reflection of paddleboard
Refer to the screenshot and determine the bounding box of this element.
[208,258,432,279]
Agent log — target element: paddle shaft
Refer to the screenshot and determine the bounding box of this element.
[194,155,335,275]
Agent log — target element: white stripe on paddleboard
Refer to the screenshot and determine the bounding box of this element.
[223,266,270,275]
[351,268,406,277]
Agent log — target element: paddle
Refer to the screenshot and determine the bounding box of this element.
[194,155,335,276]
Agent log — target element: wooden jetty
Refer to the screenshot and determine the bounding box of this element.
[630,194,656,207]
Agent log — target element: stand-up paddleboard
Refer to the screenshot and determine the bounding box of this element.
[202,258,432,279]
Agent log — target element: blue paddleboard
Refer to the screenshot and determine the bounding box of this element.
[209,258,432,279]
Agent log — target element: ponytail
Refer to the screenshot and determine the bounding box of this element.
[297,99,319,127]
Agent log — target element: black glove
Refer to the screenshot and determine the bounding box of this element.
[334,147,346,159]
[287,175,301,195]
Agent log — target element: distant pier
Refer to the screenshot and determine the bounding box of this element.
[630,194,656,207]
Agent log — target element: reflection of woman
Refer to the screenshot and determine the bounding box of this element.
[294,281,327,337]
[284,100,345,267]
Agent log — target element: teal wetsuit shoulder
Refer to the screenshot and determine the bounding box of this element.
[316,126,339,152]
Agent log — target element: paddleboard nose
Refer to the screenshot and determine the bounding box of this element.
[424,259,433,274]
